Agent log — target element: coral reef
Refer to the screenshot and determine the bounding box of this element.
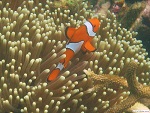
[83,69,128,92]
[84,61,150,112]
[95,1,111,16]
[125,0,144,4]
[135,0,150,58]
[120,1,146,30]
[51,0,84,14]
[0,0,150,112]
[142,0,150,27]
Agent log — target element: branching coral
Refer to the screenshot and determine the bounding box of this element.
[84,61,150,113]
[120,1,146,30]
[0,0,150,112]
[83,69,128,92]
[126,61,150,98]
[106,61,150,113]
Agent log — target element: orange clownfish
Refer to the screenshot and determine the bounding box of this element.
[47,18,100,82]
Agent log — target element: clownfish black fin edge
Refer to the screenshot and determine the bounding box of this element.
[65,27,76,40]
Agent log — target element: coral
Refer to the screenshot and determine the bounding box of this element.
[106,61,150,112]
[0,0,150,112]
[83,69,128,92]
[142,0,150,25]
[135,0,150,57]
[120,1,146,30]
[126,61,150,98]
[50,0,89,15]
[125,0,144,4]
[85,61,150,113]
[95,1,111,16]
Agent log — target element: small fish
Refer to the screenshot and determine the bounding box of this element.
[47,18,100,82]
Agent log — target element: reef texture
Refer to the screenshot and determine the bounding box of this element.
[0,0,150,113]
[84,61,150,113]
[120,1,146,30]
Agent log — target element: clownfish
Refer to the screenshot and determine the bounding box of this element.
[47,18,100,82]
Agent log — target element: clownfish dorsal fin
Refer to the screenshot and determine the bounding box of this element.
[84,41,96,52]
[65,27,76,40]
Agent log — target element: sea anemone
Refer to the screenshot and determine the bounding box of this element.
[0,0,150,112]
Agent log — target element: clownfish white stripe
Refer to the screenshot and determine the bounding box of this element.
[84,21,96,37]
[66,41,84,54]
[56,63,64,70]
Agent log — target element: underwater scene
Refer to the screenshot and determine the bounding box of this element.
[0,0,150,113]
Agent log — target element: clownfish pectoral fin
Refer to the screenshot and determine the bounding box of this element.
[65,27,76,40]
[84,41,96,52]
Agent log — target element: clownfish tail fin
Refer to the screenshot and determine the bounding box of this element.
[47,69,60,82]
[47,63,64,82]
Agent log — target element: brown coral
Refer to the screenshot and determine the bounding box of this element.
[83,69,128,91]
[105,61,150,113]
[85,61,150,113]
[126,61,150,98]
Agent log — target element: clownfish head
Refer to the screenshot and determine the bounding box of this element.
[88,18,100,32]
[84,18,100,37]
